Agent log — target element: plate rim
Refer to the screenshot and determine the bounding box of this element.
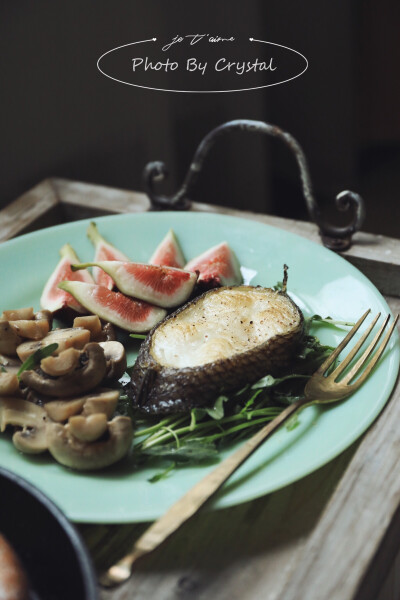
[0,210,398,523]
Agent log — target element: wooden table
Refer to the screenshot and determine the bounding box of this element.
[1,178,400,600]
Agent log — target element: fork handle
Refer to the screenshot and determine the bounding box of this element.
[100,398,306,588]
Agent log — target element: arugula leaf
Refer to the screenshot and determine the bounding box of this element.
[17,343,59,378]
[252,373,308,390]
[305,315,355,331]
[286,413,300,431]
[141,439,219,463]
[128,317,342,476]
[148,462,176,483]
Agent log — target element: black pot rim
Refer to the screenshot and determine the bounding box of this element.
[0,465,99,600]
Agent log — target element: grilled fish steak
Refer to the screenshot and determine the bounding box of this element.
[129,285,304,414]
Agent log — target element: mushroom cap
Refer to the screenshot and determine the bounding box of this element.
[1,307,34,321]
[0,372,20,397]
[0,397,48,454]
[44,388,120,422]
[98,341,127,381]
[34,309,53,327]
[69,413,108,442]
[13,425,48,454]
[16,327,91,362]
[101,322,117,342]
[73,315,102,340]
[44,397,87,423]
[0,322,23,356]
[40,347,81,376]
[20,343,107,397]
[0,354,22,369]
[47,416,133,470]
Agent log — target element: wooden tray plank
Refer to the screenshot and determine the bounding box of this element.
[52,178,150,218]
[0,178,399,599]
[1,178,399,297]
[54,178,400,298]
[279,322,400,600]
[95,444,359,600]
[0,179,61,242]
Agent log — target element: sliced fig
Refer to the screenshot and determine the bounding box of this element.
[149,229,186,268]
[71,262,198,309]
[185,241,242,291]
[128,284,304,414]
[40,244,94,315]
[58,282,166,332]
[87,221,130,290]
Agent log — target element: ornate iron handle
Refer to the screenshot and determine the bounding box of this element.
[142,119,365,251]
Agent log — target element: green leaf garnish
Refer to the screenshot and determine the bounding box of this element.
[305,315,355,330]
[131,315,342,478]
[17,343,59,378]
[0,366,6,373]
[148,462,176,483]
[286,413,300,431]
[143,440,219,463]
[129,333,147,340]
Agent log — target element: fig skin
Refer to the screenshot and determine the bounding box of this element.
[185,241,242,291]
[149,229,186,268]
[128,285,304,415]
[87,221,130,290]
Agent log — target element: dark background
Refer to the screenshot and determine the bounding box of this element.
[1,0,399,237]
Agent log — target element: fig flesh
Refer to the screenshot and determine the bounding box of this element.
[71,261,198,308]
[87,221,130,290]
[40,244,94,315]
[129,285,304,414]
[185,241,242,291]
[58,281,167,332]
[149,229,186,268]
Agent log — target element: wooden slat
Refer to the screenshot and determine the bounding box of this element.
[279,298,400,600]
[190,203,400,297]
[94,444,359,600]
[1,178,399,599]
[0,179,61,242]
[53,178,400,297]
[2,178,399,297]
[52,178,150,218]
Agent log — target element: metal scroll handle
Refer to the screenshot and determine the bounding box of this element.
[142,119,365,251]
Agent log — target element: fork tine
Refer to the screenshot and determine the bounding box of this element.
[331,312,381,379]
[342,314,398,386]
[315,309,371,375]
[339,315,390,384]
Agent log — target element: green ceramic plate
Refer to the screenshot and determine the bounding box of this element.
[0,212,398,523]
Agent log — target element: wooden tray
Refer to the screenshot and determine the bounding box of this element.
[1,178,400,600]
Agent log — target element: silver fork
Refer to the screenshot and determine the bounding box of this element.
[100,309,399,588]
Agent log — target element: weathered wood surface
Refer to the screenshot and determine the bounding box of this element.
[1,179,400,600]
[89,308,400,600]
[0,179,60,242]
[1,177,400,296]
[52,178,400,296]
[86,444,360,600]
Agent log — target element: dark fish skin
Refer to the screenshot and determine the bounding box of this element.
[128,285,304,415]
